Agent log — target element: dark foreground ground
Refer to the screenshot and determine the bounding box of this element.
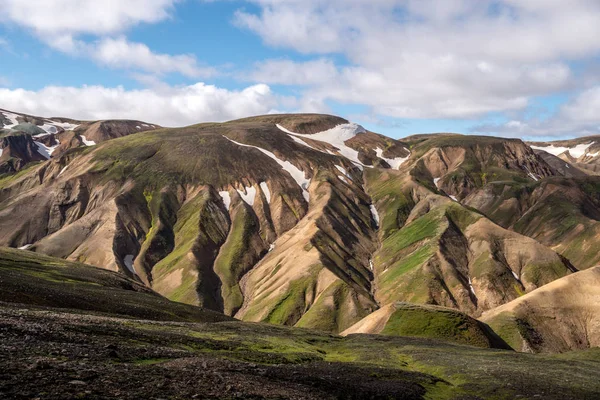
[1,302,600,400]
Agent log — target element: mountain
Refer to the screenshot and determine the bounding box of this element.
[0,108,598,339]
[0,110,576,332]
[481,267,600,353]
[529,136,600,175]
[2,108,600,397]
[0,108,158,173]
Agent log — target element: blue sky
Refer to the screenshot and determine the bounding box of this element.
[1,0,600,140]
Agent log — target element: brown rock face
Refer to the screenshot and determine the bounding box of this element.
[0,134,47,172]
[481,267,600,353]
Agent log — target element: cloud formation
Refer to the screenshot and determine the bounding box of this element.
[236,0,600,121]
[473,86,600,138]
[0,83,280,126]
[2,0,209,78]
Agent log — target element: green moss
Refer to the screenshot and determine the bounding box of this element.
[380,305,493,348]
[484,312,526,351]
[265,275,314,326]
[213,205,258,315]
[0,162,43,188]
[380,245,436,289]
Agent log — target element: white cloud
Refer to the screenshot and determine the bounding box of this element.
[3,0,178,37]
[91,37,216,78]
[473,86,600,138]
[234,0,600,120]
[1,0,212,78]
[0,83,281,127]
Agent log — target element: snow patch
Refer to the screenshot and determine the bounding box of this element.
[0,148,3,157]
[281,123,367,167]
[260,181,271,204]
[34,141,58,159]
[531,142,594,159]
[47,120,79,131]
[124,254,137,275]
[225,136,311,203]
[219,191,231,211]
[370,204,380,227]
[268,243,275,252]
[58,165,68,176]
[40,124,58,134]
[524,166,539,181]
[433,178,441,188]
[468,277,476,296]
[18,244,33,250]
[1,111,20,128]
[335,165,347,175]
[237,185,257,206]
[338,175,350,184]
[276,124,316,150]
[374,147,409,169]
[136,125,141,129]
[449,195,458,202]
[369,259,374,271]
[80,135,96,146]
[511,270,520,281]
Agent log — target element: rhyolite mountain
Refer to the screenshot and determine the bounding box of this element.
[1,107,599,354]
[0,108,158,173]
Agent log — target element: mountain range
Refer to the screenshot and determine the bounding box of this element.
[1,107,600,398]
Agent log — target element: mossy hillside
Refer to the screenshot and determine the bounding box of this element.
[0,247,230,323]
[243,264,323,326]
[295,279,373,333]
[91,127,280,190]
[10,123,46,136]
[379,303,510,349]
[364,167,415,237]
[513,194,600,270]
[409,135,524,160]
[227,113,348,134]
[151,190,230,308]
[213,202,264,316]
[135,189,179,283]
[0,161,43,189]
[483,311,526,351]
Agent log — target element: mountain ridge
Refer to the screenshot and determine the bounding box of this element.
[1,107,599,354]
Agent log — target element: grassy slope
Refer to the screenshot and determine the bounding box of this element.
[0,247,230,323]
[344,302,510,349]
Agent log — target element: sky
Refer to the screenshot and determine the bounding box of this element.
[1,0,600,140]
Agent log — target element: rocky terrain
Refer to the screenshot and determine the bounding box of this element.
[1,106,600,397]
[1,248,600,399]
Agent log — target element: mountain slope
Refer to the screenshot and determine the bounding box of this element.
[0,111,589,336]
[481,267,600,353]
[0,247,230,322]
[0,108,158,172]
[529,136,600,175]
[341,302,510,349]
[464,177,600,269]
